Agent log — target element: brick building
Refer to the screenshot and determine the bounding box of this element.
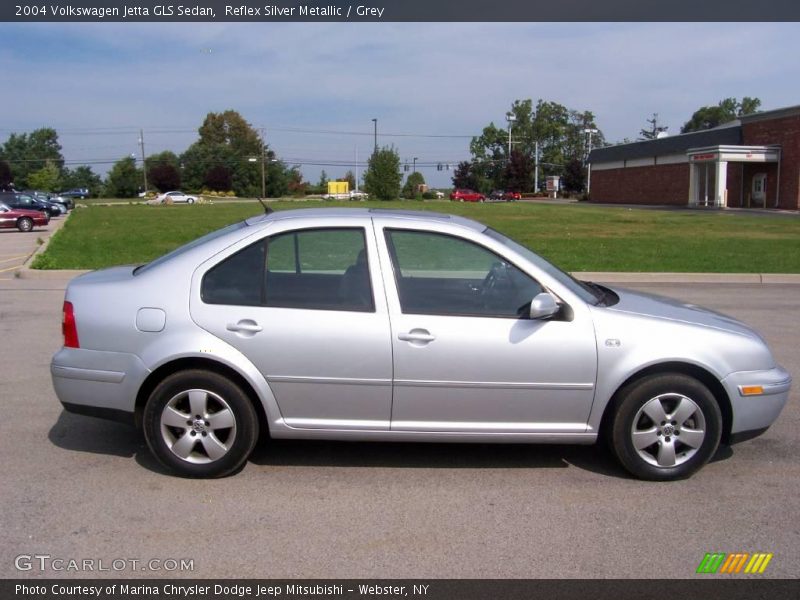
[587,104,800,210]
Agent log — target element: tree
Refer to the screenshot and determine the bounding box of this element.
[0,128,64,189]
[339,170,356,191]
[60,166,102,195]
[0,160,13,188]
[180,110,296,197]
[503,150,534,193]
[561,158,586,194]
[318,170,329,188]
[451,161,481,190]
[681,97,762,133]
[105,156,142,198]
[364,146,401,200]
[27,163,61,192]
[402,171,426,199]
[146,151,181,192]
[203,165,233,192]
[469,99,604,192]
[639,113,668,140]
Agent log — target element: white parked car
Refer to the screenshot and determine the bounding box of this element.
[156,191,199,204]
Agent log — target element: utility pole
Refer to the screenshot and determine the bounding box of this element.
[534,141,539,192]
[138,129,147,193]
[260,128,266,198]
[412,157,418,173]
[371,118,377,153]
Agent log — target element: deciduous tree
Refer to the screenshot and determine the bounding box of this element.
[364,147,401,200]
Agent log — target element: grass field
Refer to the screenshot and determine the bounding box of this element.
[32,201,800,272]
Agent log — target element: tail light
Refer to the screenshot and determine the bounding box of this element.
[62,301,79,348]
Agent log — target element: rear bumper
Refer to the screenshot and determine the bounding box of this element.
[722,365,791,442]
[51,347,150,423]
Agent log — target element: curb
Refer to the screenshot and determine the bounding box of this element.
[17,212,84,280]
[570,272,800,284]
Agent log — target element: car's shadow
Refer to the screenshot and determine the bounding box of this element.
[48,411,735,480]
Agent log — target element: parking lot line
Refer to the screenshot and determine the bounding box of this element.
[0,263,23,274]
[0,254,28,264]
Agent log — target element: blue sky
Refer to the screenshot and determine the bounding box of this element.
[1,22,799,188]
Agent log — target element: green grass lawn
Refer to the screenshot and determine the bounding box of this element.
[32,201,800,272]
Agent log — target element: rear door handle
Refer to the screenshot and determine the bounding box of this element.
[398,329,436,344]
[226,320,263,335]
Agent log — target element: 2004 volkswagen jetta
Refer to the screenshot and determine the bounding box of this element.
[51,208,791,479]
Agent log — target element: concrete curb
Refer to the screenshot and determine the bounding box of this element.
[571,272,800,284]
[17,212,85,280]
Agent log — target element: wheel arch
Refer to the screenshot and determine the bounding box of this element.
[134,357,269,436]
[599,361,733,445]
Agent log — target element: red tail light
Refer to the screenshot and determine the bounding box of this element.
[63,301,79,348]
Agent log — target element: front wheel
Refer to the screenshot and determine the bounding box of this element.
[610,373,722,481]
[17,217,33,232]
[143,370,259,478]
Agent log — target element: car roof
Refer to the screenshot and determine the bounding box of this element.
[245,207,485,232]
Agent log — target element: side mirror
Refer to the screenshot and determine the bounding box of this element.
[529,292,559,320]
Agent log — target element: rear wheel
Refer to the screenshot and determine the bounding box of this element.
[610,373,722,481]
[143,370,259,478]
[17,217,33,232]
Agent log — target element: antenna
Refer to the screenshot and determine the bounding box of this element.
[257,197,273,214]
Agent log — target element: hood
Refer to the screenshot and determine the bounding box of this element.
[604,286,761,340]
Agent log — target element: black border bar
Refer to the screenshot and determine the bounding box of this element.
[3,0,800,22]
[4,580,800,600]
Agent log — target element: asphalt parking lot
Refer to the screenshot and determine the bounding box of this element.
[0,214,64,279]
[0,278,797,579]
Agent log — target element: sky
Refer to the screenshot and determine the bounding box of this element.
[1,21,799,188]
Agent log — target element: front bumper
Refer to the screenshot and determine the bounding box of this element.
[721,365,792,441]
[51,347,150,424]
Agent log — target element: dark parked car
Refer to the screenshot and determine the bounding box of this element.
[0,201,50,232]
[59,188,89,200]
[450,189,485,202]
[0,191,62,217]
[26,190,71,211]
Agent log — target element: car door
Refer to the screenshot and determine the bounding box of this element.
[374,221,598,434]
[190,219,394,430]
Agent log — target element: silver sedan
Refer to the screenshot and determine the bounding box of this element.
[51,208,791,479]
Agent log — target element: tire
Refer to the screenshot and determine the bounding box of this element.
[188,197,195,204]
[610,373,722,481]
[17,217,33,233]
[143,370,259,478]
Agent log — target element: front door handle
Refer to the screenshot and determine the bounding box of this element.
[398,329,436,344]
[226,319,263,336]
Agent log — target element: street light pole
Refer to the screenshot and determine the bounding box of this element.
[583,128,598,195]
[505,114,516,157]
[371,118,377,153]
[412,157,418,173]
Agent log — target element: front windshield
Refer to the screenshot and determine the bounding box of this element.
[484,227,602,305]
[134,221,248,275]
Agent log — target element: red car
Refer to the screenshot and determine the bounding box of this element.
[450,188,486,202]
[0,201,50,232]
[505,191,522,201]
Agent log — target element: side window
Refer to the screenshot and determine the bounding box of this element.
[385,229,543,318]
[201,240,266,306]
[264,228,374,312]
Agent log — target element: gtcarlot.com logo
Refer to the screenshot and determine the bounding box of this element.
[696,552,773,574]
